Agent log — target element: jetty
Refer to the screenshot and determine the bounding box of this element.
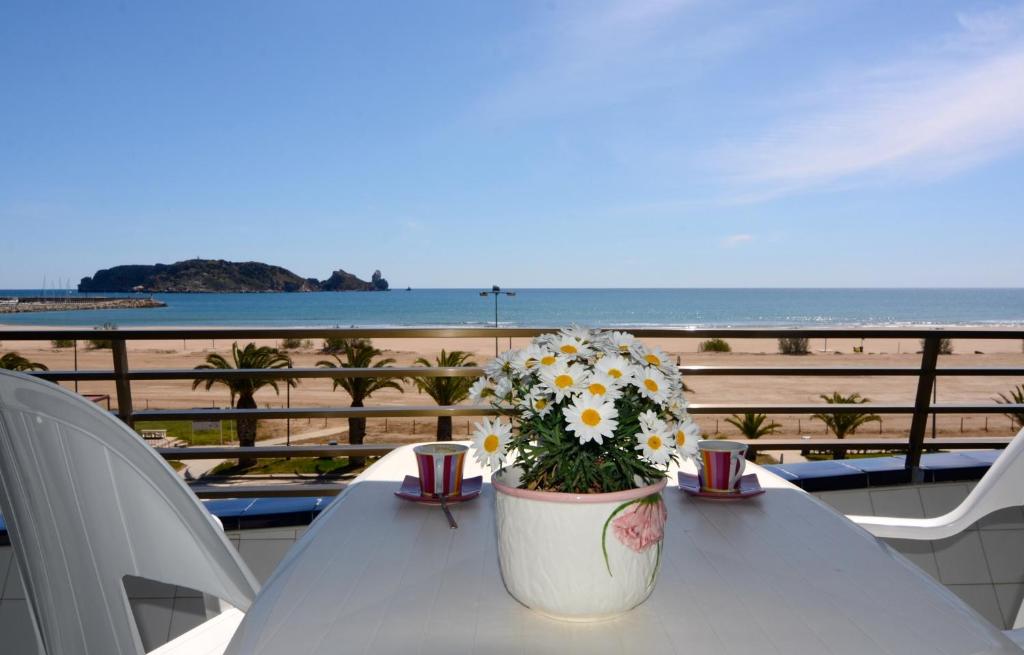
[0,296,166,314]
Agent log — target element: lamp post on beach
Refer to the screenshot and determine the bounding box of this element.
[480,285,516,356]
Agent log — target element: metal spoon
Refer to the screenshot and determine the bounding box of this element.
[439,495,458,529]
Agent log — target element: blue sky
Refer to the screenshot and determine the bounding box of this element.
[2,0,1023,288]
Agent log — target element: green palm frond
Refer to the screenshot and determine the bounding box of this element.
[724,412,781,439]
[409,350,478,406]
[0,352,49,372]
[812,391,880,438]
[191,342,297,398]
[316,338,403,404]
[995,384,1024,427]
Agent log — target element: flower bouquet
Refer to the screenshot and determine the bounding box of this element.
[467,326,699,620]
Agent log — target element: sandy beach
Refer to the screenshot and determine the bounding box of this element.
[2,326,1022,449]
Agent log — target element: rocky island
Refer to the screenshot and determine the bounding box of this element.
[78,259,389,293]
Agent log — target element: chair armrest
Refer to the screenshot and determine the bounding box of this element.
[848,514,964,541]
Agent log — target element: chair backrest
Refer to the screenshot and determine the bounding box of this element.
[0,371,259,655]
[943,427,1024,535]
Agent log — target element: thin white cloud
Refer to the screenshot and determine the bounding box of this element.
[722,233,754,247]
[711,3,1024,200]
[472,0,805,124]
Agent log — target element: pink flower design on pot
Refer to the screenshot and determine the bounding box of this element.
[611,496,667,553]
[601,492,667,586]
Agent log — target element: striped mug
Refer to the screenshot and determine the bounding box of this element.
[414,443,467,497]
[696,440,747,493]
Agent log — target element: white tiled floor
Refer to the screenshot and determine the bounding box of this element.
[816,482,1024,630]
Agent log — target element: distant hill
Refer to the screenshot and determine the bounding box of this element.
[78,259,389,293]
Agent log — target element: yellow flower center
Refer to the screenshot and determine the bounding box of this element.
[560,344,578,354]
[581,408,602,427]
[540,355,557,366]
[676,430,686,445]
[534,398,547,410]
[607,368,622,379]
[618,344,630,352]
[644,378,659,392]
[554,374,574,389]
[587,382,607,396]
[645,353,661,366]
[484,434,499,453]
[647,434,663,450]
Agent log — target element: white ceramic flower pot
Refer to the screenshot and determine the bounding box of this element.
[492,467,668,621]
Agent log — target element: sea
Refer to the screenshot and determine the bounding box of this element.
[1,288,1023,328]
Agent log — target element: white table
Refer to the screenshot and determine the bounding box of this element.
[226,443,1020,654]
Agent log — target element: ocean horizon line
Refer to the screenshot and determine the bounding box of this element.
[5,286,1024,293]
[4,320,1024,330]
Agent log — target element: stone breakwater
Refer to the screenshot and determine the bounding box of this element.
[0,297,166,314]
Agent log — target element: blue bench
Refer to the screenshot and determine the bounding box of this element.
[763,460,868,491]
[0,496,330,546]
[764,450,1002,491]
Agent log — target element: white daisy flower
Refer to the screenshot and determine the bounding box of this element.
[563,395,619,445]
[471,418,512,469]
[583,371,623,401]
[494,377,514,400]
[484,350,517,379]
[533,332,561,350]
[635,419,675,466]
[633,344,674,372]
[468,377,491,401]
[673,419,701,460]
[610,331,636,354]
[666,396,690,421]
[637,409,661,432]
[539,360,589,402]
[634,366,670,404]
[523,389,554,417]
[512,344,548,375]
[595,354,634,383]
[560,324,593,342]
[552,334,591,359]
[534,349,562,370]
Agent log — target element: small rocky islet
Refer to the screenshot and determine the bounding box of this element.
[77,259,389,293]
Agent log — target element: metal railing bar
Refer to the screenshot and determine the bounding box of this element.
[26,365,1024,383]
[3,326,1024,341]
[130,366,485,380]
[739,437,1014,451]
[111,340,134,427]
[906,337,941,473]
[680,366,922,376]
[684,366,1024,376]
[131,402,1024,422]
[189,484,344,498]
[31,370,117,382]
[134,405,502,421]
[689,403,1024,415]
[157,444,402,459]
[933,368,1024,376]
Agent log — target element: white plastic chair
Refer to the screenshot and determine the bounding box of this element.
[0,370,260,655]
[848,427,1024,641]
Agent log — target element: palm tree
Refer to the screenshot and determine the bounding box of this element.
[813,392,880,459]
[996,384,1024,429]
[409,350,478,441]
[725,412,781,439]
[317,338,403,465]
[0,352,48,372]
[192,342,296,467]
